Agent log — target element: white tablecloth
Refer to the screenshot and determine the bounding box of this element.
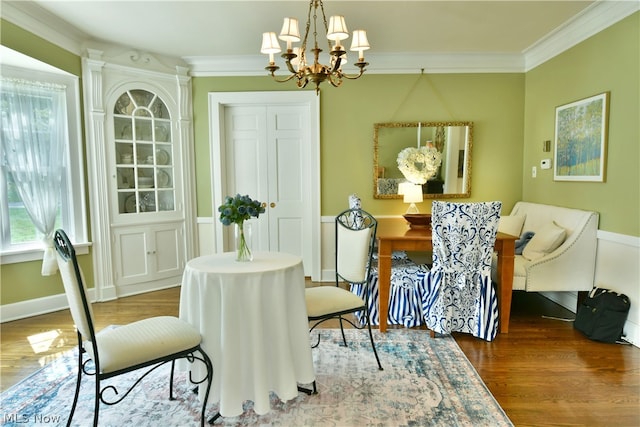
[179,251,315,417]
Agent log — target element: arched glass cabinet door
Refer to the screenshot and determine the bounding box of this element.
[112,89,174,214]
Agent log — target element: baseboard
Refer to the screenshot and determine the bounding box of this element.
[113,279,180,299]
[0,282,180,323]
[0,288,95,323]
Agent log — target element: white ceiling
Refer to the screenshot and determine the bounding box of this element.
[2,1,638,75]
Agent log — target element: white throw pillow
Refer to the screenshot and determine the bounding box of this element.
[498,215,526,237]
[522,221,567,261]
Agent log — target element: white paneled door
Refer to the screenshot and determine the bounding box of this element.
[209,92,320,279]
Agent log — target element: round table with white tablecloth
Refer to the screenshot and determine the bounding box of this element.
[179,251,315,418]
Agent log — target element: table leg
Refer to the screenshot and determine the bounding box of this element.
[377,241,392,333]
[496,239,515,333]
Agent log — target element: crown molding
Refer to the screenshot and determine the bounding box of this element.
[367,52,526,74]
[184,55,267,77]
[3,1,638,76]
[1,1,86,55]
[523,0,640,71]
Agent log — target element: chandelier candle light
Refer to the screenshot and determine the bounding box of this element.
[260,0,371,93]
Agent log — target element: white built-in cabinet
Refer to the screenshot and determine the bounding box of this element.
[112,224,184,286]
[82,48,197,300]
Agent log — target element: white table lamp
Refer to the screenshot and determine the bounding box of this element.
[402,183,423,214]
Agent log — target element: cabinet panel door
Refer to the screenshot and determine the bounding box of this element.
[153,226,183,277]
[114,228,150,285]
[110,89,178,221]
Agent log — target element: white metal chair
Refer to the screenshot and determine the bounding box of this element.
[418,201,502,341]
[53,229,213,427]
[305,208,383,371]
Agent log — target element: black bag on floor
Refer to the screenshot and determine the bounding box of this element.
[574,287,630,343]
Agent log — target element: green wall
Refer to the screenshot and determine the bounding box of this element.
[1,13,638,306]
[523,12,639,235]
[192,73,525,217]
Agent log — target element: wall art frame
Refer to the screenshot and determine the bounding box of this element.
[554,92,610,182]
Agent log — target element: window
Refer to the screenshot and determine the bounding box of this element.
[0,52,87,264]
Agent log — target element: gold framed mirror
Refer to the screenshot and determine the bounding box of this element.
[373,121,473,199]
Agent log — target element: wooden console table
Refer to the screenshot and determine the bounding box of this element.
[376,218,516,333]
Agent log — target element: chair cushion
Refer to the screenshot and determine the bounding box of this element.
[91,316,202,374]
[491,254,528,290]
[306,286,365,318]
[498,214,526,237]
[522,221,567,261]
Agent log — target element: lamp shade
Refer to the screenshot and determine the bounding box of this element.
[397,181,412,196]
[279,17,301,42]
[261,32,281,54]
[327,15,349,41]
[403,184,423,204]
[350,30,370,52]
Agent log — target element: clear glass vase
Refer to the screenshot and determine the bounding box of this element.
[235,222,253,262]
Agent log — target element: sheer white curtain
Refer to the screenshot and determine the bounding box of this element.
[1,77,68,275]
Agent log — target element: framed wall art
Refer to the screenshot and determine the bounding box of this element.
[554,92,610,182]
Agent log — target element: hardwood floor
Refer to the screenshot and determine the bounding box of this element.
[1,286,638,426]
[455,292,639,427]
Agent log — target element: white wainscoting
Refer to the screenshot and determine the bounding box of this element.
[196,216,216,256]
[537,230,639,347]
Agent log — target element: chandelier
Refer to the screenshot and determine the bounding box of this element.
[260,0,370,94]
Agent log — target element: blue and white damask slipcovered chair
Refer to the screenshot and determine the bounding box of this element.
[418,201,502,341]
[305,208,383,371]
[53,229,214,427]
[347,194,429,328]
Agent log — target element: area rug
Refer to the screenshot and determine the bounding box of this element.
[1,329,512,427]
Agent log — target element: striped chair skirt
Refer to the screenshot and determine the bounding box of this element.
[351,257,429,328]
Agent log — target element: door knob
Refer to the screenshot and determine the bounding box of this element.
[270,202,276,208]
